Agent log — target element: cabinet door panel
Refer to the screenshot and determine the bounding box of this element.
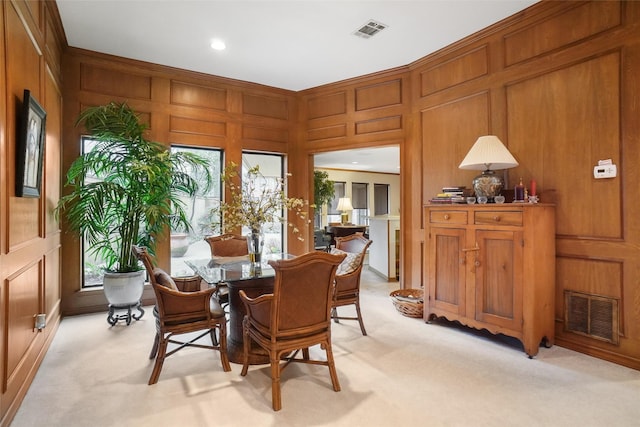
[429,227,466,316]
[475,230,523,331]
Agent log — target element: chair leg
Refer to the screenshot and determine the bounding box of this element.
[218,321,231,372]
[149,332,160,359]
[331,307,339,323]
[148,336,168,385]
[324,340,341,392]
[355,301,367,336]
[210,327,219,346]
[271,354,282,411]
[240,319,250,376]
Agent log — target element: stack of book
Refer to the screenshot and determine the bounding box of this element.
[429,186,469,204]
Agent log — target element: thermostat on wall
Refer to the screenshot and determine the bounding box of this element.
[593,159,617,179]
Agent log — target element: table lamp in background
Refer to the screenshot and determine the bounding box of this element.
[336,197,353,224]
[458,135,519,202]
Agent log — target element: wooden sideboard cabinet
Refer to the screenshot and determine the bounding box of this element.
[424,203,555,357]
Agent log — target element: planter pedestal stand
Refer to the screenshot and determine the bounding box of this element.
[107,302,145,326]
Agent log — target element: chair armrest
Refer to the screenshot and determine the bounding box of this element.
[334,265,363,297]
[239,290,273,328]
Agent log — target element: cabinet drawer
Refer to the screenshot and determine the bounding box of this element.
[430,210,468,224]
[474,211,522,226]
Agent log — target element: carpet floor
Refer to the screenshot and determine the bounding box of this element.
[11,269,640,427]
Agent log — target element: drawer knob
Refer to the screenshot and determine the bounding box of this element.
[493,216,501,222]
[444,214,450,220]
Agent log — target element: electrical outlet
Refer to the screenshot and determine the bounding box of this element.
[34,313,46,330]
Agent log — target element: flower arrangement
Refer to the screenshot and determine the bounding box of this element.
[211,162,312,241]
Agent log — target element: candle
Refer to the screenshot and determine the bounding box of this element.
[530,179,537,197]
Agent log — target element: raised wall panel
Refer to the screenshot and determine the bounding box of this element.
[242,93,288,120]
[355,79,402,111]
[169,116,226,137]
[307,92,346,119]
[420,46,488,97]
[5,262,40,391]
[421,92,490,201]
[7,2,42,248]
[556,256,623,304]
[44,7,61,77]
[506,52,621,239]
[170,80,226,110]
[80,64,152,100]
[355,116,402,135]
[307,124,347,141]
[504,1,621,66]
[44,69,61,236]
[242,125,288,144]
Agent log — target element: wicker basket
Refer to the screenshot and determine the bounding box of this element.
[390,289,424,318]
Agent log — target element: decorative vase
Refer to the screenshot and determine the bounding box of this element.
[246,228,264,265]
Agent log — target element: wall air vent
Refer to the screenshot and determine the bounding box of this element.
[353,20,388,39]
[565,291,619,345]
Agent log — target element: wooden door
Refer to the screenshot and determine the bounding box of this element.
[474,229,523,333]
[427,227,467,318]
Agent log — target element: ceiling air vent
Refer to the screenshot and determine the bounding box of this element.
[353,20,388,39]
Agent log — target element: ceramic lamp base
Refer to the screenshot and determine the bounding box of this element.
[472,169,504,201]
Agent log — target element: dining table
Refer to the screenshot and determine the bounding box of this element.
[185,253,294,364]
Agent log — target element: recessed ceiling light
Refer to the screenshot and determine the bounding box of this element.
[210,39,226,50]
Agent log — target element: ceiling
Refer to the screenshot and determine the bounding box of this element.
[55,0,538,173]
[314,146,400,174]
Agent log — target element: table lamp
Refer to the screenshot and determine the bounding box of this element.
[336,197,353,224]
[458,135,519,201]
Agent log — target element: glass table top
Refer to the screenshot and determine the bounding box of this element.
[185,253,294,284]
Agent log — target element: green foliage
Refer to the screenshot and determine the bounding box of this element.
[314,170,335,210]
[55,102,212,273]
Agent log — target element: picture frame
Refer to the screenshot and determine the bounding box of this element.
[16,89,46,198]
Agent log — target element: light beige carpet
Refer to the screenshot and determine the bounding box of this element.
[11,269,640,427]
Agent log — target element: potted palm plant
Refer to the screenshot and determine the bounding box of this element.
[55,102,212,315]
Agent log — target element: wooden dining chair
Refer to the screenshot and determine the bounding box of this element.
[330,233,373,335]
[239,251,346,411]
[132,245,231,384]
[204,233,249,308]
[205,233,248,257]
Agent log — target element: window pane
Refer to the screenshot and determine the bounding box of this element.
[241,152,285,254]
[352,182,367,209]
[170,146,222,277]
[328,182,345,214]
[81,138,104,287]
[352,182,368,225]
[374,183,389,215]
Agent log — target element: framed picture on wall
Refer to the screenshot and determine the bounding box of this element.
[16,89,46,198]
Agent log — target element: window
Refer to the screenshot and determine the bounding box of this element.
[81,138,103,287]
[169,146,222,276]
[80,141,223,286]
[327,181,346,224]
[351,182,368,225]
[241,152,285,254]
[374,183,389,215]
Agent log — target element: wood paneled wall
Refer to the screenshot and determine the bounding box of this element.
[2,1,640,424]
[61,48,300,315]
[404,0,640,369]
[0,1,64,425]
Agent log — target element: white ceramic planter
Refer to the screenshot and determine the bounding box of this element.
[103,270,145,307]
